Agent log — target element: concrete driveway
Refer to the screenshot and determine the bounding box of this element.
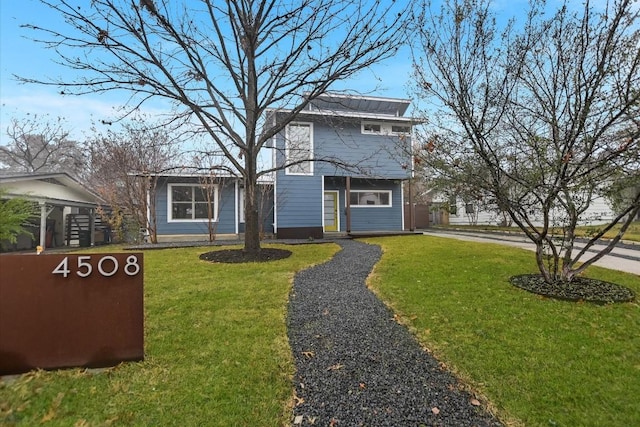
[422,229,640,276]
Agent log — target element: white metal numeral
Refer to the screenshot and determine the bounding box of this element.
[97,256,119,277]
[52,255,141,278]
[52,257,71,278]
[77,256,93,277]
[124,256,141,276]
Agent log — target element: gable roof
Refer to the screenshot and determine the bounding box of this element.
[0,172,104,208]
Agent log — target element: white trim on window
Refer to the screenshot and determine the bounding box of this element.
[361,121,411,136]
[285,122,314,175]
[239,187,245,223]
[347,190,392,207]
[167,183,219,222]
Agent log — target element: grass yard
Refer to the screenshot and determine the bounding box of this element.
[2,236,639,426]
[0,243,339,426]
[366,235,640,427]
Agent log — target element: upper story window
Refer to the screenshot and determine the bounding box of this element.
[286,122,313,175]
[349,190,392,207]
[363,123,382,133]
[361,121,411,136]
[391,124,411,134]
[168,183,218,222]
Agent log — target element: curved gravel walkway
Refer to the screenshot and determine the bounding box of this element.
[287,240,502,426]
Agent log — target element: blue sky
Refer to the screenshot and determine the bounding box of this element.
[0,0,536,146]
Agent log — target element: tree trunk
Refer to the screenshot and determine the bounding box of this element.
[243,167,261,254]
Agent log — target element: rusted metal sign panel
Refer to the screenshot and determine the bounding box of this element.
[0,253,144,375]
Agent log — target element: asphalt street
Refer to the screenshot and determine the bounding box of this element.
[422,229,640,276]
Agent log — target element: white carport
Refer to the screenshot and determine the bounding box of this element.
[0,173,104,250]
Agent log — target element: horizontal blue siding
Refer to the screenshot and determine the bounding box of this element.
[155,178,237,235]
[276,173,323,228]
[328,178,403,232]
[154,177,274,236]
[313,119,411,179]
[273,114,412,180]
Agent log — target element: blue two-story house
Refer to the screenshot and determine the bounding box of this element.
[271,94,414,239]
[150,94,414,242]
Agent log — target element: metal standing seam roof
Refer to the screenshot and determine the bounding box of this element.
[307,94,411,117]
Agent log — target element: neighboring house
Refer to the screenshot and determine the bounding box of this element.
[150,94,415,242]
[0,173,106,251]
[429,190,638,227]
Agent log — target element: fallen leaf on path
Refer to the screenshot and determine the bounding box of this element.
[431,407,440,415]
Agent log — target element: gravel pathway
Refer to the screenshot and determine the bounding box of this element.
[287,240,503,426]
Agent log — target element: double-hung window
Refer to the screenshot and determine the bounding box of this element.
[349,190,392,207]
[168,184,218,222]
[285,122,313,175]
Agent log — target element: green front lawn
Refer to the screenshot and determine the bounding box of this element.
[0,243,339,426]
[2,237,638,426]
[366,235,640,427]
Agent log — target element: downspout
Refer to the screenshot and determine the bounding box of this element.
[409,125,415,231]
[272,113,278,234]
[234,179,239,235]
[146,175,151,238]
[409,175,415,231]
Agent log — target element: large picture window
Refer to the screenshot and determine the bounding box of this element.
[349,190,392,207]
[286,122,313,175]
[168,184,218,222]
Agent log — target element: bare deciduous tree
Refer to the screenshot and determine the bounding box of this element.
[87,116,180,243]
[411,0,640,283]
[21,0,408,253]
[1,115,85,176]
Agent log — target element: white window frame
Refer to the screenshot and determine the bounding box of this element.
[391,124,411,134]
[285,122,314,175]
[361,122,382,134]
[361,121,411,136]
[167,183,219,222]
[347,190,393,207]
[239,187,245,223]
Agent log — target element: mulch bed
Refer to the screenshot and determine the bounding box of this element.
[510,274,635,304]
[199,248,292,263]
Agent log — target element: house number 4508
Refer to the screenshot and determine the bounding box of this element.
[52,255,141,278]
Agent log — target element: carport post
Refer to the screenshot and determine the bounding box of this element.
[39,202,47,250]
[89,208,96,246]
